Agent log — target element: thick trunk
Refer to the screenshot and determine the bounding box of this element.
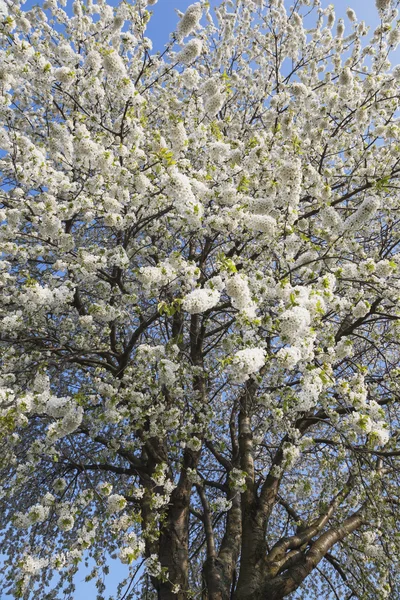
[203,557,233,600]
[201,488,241,600]
[234,509,364,600]
[234,584,283,600]
[156,488,190,599]
[235,407,270,596]
[202,555,238,600]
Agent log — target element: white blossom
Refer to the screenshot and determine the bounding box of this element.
[231,348,266,383]
[375,0,391,13]
[177,38,203,64]
[57,512,75,532]
[177,3,202,41]
[225,274,257,318]
[276,346,302,369]
[280,306,311,343]
[182,288,220,314]
[107,494,127,513]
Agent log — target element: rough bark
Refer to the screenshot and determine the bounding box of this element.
[233,508,364,600]
[157,487,191,600]
[234,378,269,598]
[202,492,241,599]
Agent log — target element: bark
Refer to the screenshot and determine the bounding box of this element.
[153,312,205,598]
[235,388,286,597]
[233,508,364,600]
[202,492,241,600]
[157,486,190,600]
[203,557,233,600]
[235,379,270,597]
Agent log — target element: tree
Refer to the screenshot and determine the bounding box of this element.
[1,0,400,597]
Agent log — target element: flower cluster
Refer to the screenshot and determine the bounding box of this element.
[107,494,127,514]
[177,38,203,65]
[279,306,311,343]
[231,348,266,383]
[177,3,202,41]
[182,287,220,314]
[225,274,257,319]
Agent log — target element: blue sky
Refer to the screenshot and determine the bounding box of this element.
[2,0,399,598]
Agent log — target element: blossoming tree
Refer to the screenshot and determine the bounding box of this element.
[1,0,400,597]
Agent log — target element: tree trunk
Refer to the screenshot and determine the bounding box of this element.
[202,556,235,600]
[156,489,190,599]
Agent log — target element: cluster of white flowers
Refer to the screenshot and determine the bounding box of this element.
[0,311,23,334]
[139,263,176,290]
[204,90,225,118]
[151,463,169,486]
[85,49,102,73]
[107,494,127,514]
[231,347,266,383]
[201,75,225,117]
[20,554,48,575]
[145,554,164,578]
[290,82,309,97]
[243,213,276,235]
[41,492,55,507]
[375,0,391,14]
[47,404,83,441]
[139,257,199,295]
[320,205,344,234]
[247,196,274,214]
[339,67,354,98]
[181,67,200,89]
[158,359,179,386]
[279,306,311,343]
[361,531,385,559]
[334,337,354,360]
[352,300,370,319]
[388,27,400,48]
[345,397,389,446]
[102,50,127,79]
[276,346,302,370]
[53,478,67,494]
[186,436,202,451]
[225,274,257,319]
[345,197,380,230]
[57,508,75,532]
[282,443,300,468]
[212,496,233,512]
[73,124,102,168]
[167,169,204,227]
[25,504,49,526]
[208,141,231,162]
[46,396,74,418]
[276,159,302,211]
[177,3,202,41]
[20,283,74,315]
[119,536,145,565]
[169,121,188,154]
[107,246,129,268]
[296,369,324,411]
[136,344,165,362]
[177,38,203,65]
[201,77,221,98]
[229,468,247,492]
[182,287,220,314]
